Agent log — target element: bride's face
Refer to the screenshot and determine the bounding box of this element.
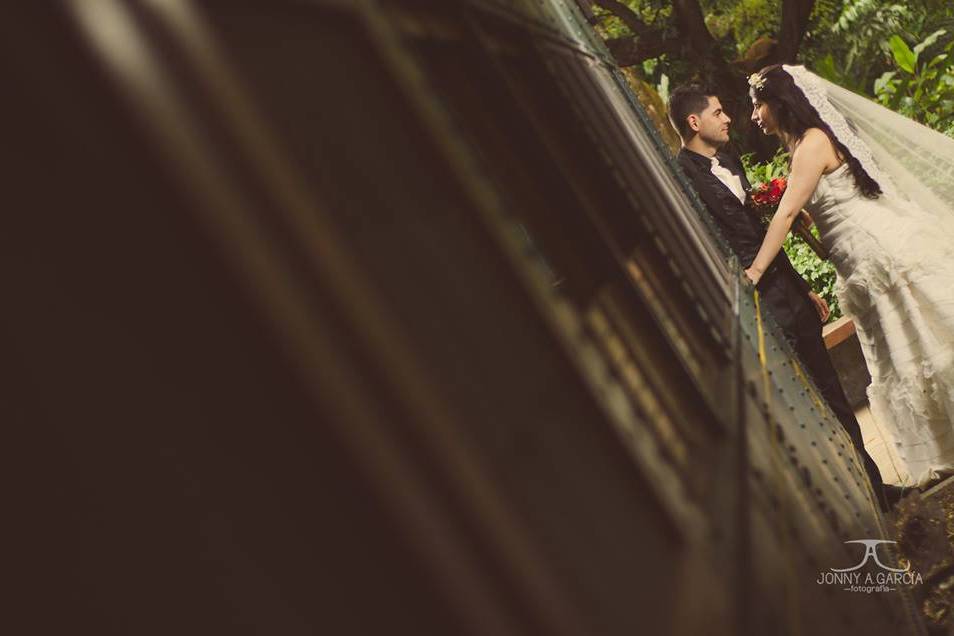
[751,97,778,135]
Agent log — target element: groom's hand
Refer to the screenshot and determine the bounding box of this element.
[808,291,830,322]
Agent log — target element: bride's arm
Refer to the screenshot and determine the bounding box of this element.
[745,130,830,284]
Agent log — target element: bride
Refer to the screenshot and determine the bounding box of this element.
[744,64,954,488]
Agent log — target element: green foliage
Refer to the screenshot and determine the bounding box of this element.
[742,148,788,183]
[597,0,954,108]
[802,0,914,92]
[592,0,672,40]
[592,0,694,95]
[804,0,954,95]
[703,0,782,56]
[593,1,738,96]
[741,150,842,320]
[874,29,954,133]
[783,227,841,321]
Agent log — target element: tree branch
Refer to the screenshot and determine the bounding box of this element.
[671,0,718,57]
[592,1,684,67]
[605,36,682,67]
[592,0,653,37]
[771,0,816,64]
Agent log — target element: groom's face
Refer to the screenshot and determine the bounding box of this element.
[689,96,731,146]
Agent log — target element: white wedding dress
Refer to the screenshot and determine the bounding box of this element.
[806,164,954,486]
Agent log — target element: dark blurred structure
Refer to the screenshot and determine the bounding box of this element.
[3,1,926,635]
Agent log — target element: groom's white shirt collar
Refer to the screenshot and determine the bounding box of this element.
[708,155,747,205]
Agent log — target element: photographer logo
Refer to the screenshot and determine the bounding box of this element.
[816,540,922,593]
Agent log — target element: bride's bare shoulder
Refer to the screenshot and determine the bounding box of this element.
[798,127,832,146]
[795,128,838,158]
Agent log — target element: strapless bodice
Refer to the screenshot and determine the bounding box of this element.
[807,162,854,212]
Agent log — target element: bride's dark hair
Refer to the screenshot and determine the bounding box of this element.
[751,64,882,199]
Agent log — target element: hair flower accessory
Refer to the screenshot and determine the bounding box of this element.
[748,72,766,90]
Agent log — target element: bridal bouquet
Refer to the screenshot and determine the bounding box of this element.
[752,177,788,214]
[748,177,787,222]
[747,177,828,260]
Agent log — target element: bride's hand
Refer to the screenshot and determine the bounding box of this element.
[744,267,762,285]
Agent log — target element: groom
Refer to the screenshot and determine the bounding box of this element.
[667,84,895,511]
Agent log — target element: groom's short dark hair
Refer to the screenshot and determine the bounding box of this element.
[668,84,714,140]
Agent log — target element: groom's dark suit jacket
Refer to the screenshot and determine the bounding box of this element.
[677,148,813,332]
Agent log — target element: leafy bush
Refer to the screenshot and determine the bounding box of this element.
[807,0,915,93]
[805,0,954,95]
[783,226,841,321]
[874,29,954,133]
[742,150,842,320]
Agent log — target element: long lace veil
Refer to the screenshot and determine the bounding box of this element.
[784,64,954,220]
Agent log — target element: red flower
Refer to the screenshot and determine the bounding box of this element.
[750,177,787,209]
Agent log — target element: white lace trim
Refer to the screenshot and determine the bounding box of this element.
[782,65,897,197]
